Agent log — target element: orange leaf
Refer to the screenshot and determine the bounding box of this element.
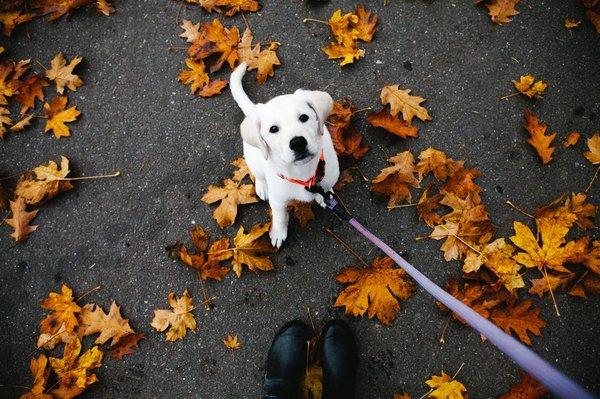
[368,108,418,139]
[497,371,548,399]
[483,0,521,25]
[44,96,81,138]
[109,333,145,360]
[4,197,38,242]
[201,178,258,228]
[523,109,556,164]
[563,131,580,147]
[490,300,547,345]
[39,284,81,335]
[370,151,419,207]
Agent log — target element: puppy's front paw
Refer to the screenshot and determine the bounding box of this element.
[269,224,287,248]
[255,179,268,201]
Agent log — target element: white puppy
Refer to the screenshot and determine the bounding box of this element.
[230,63,340,248]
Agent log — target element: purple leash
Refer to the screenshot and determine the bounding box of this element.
[318,191,596,399]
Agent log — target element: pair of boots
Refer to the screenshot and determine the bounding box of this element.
[262,319,358,399]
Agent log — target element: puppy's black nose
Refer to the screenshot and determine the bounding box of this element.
[289,136,308,153]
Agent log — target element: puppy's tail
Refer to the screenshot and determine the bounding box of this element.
[230,62,254,116]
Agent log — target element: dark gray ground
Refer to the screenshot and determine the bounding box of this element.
[1,0,600,398]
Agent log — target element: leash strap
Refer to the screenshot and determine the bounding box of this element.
[309,186,596,399]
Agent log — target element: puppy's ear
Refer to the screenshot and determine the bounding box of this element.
[240,113,269,159]
[295,89,333,135]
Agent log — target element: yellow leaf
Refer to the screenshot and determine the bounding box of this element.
[483,0,520,25]
[78,301,134,346]
[231,223,276,277]
[201,178,258,228]
[20,354,53,399]
[177,58,209,95]
[511,74,547,98]
[39,284,81,335]
[380,85,432,124]
[222,334,241,349]
[151,290,197,341]
[584,133,600,165]
[425,371,467,399]
[44,96,81,138]
[15,156,74,205]
[322,42,364,66]
[334,257,414,325]
[370,150,420,207]
[49,339,103,398]
[564,18,581,29]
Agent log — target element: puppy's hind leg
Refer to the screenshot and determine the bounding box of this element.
[269,200,289,248]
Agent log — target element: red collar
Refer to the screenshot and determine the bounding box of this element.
[277,151,325,188]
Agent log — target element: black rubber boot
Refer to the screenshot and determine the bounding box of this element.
[321,319,358,399]
[262,320,311,399]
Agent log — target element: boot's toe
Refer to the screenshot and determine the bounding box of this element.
[321,319,358,399]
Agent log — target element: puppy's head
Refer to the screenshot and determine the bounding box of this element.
[240,89,333,165]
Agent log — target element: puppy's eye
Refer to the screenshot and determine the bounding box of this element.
[269,125,279,133]
[299,114,309,123]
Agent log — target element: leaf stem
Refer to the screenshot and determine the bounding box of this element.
[60,172,121,181]
[543,266,560,317]
[76,285,102,302]
[302,18,328,25]
[585,165,600,193]
[387,203,417,210]
[505,200,534,219]
[500,92,520,100]
[324,228,371,268]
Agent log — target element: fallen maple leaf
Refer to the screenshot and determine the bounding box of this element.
[334,256,414,325]
[288,200,315,228]
[198,78,228,97]
[528,272,575,298]
[178,58,209,95]
[0,106,12,138]
[231,157,252,182]
[0,62,15,104]
[33,0,99,21]
[223,334,241,350]
[49,339,103,398]
[425,371,467,399]
[490,300,547,345]
[96,0,115,15]
[201,178,258,228]
[353,4,378,42]
[334,168,354,190]
[188,19,239,73]
[497,370,548,399]
[380,85,432,124]
[44,95,81,138]
[78,301,134,346]
[4,197,38,242]
[13,74,48,114]
[45,53,83,94]
[191,225,210,251]
[415,148,463,182]
[371,151,420,207]
[20,354,53,399]
[523,109,556,164]
[565,192,597,229]
[586,9,600,33]
[368,108,418,139]
[511,75,547,99]
[151,290,197,342]
[326,98,369,158]
[231,223,276,277]
[237,28,281,85]
[0,10,33,36]
[15,156,74,205]
[417,185,443,228]
[323,42,365,66]
[39,284,81,335]
[483,0,521,25]
[109,332,145,359]
[563,131,580,147]
[197,0,260,16]
[37,322,77,350]
[584,132,600,164]
[180,19,200,43]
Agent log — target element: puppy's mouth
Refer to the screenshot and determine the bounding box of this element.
[293,151,314,163]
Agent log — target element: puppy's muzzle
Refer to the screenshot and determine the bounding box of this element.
[290,136,312,161]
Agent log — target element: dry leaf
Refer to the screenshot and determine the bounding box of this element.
[15,156,74,205]
[417,185,443,228]
[201,178,258,228]
[565,192,597,229]
[425,371,467,399]
[335,257,414,325]
[39,284,81,335]
[49,339,103,398]
[96,0,115,15]
[20,354,53,399]
[416,147,463,182]
[300,365,323,399]
[13,74,48,114]
[380,85,432,124]
[497,370,548,399]
[231,223,276,277]
[563,131,580,147]
[109,332,145,359]
[223,334,241,350]
[0,10,33,36]
[237,28,281,85]
[523,109,556,164]
[231,157,252,182]
[288,200,315,228]
[564,18,582,29]
[44,96,81,138]
[78,301,134,346]
[368,108,418,139]
[334,168,354,190]
[327,99,369,159]
[4,197,38,242]
[188,19,239,73]
[10,114,33,132]
[151,290,197,342]
[180,19,201,43]
[198,79,228,97]
[512,75,547,99]
[371,151,420,207]
[490,300,547,345]
[197,0,260,16]
[584,133,600,164]
[178,58,209,95]
[45,53,83,94]
[586,9,600,33]
[37,323,77,350]
[0,106,12,138]
[483,0,521,25]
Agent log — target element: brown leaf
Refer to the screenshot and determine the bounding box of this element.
[490,300,547,345]
[150,290,197,342]
[198,79,228,97]
[371,150,419,207]
[417,184,443,228]
[13,74,48,114]
[380,85,432,124]
[586,9,600,33]
[335,257,414,325]
[10,114,33,132]
[483,0,521,25]
[367,108,418,139]
[78,301,134,346]
[237,29,281,85]
[584,133,600,164]
[191,225,210,252]
[563,131,580,147]
[288,200,315,228]
[44,96,81,138]
[327,99,369,159]
[109,332,145,359]
[497,370,548,399]
[15,156,74,205]
[4,197,38,242]
[523,109,556,164]
[45,53,83,94]
[334,168,354,190]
